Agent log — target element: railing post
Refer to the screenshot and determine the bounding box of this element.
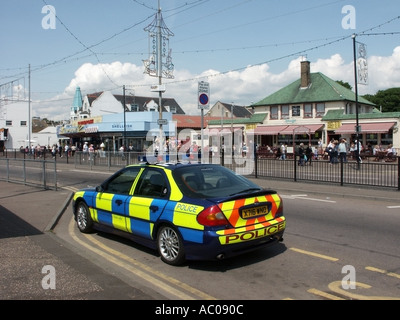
[6,158,9,182]
[254,149,258,179]
[54,159,58,191]
[397,157,400,191]
[340,156,344,186]
[43,160,46,189]
[23,159,26,185]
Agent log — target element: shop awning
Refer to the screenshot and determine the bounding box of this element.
[254,125,289,135]
[279,124,324,135]
[335,122,395,134]
[205,127,244,135]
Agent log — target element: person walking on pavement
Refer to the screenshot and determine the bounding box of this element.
[280,143,286,160]
[338,138,348,163]
[298,143,305,166]
[305,143,313,165]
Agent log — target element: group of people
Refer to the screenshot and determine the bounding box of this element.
[323,138,352,164]
[297,143,315,166]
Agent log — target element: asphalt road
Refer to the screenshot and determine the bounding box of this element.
[1,164,399,303]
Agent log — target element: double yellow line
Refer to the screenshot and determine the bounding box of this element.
[68,216,216,300]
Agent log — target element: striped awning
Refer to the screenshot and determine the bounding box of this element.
[279,124,324,135]
[254,125,289,135]
[335,122,395,134]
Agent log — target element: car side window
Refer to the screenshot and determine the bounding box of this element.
[134,169,168,198]
[102,167,141,195]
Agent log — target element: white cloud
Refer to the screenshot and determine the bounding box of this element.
[367,46,400,91]
[32,48,400,120]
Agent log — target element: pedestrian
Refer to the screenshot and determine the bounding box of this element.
[338,138,347,162]
[317,138,323,159]
[330,140,339,164]
[89,144,95,161]
[354,139,363,163]
[305,143,313,165]
[82,142,89,161]
[242,143,248,157]
[280,143,286,160]
[275,145,281,160]
[119,145,125,160]
[298,143,305,166]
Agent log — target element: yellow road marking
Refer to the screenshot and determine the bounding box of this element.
[307,288,345,300]
[68,217,216,300]
[290,247,339,261]
[328,281,400,300]
[366,266,400,279]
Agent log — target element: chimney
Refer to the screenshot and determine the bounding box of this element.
[300,60,311,88]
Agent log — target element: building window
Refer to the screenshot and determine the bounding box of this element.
[170,106,177,113]
[292,105,300,117]
[20,121,27,126]
[281,105,289,119]
[131,104,139,112]
[6,120,12,126]
[304,103,313,118]
[381,132,393,146]
[316,103,325,117]
[270,106,278,119]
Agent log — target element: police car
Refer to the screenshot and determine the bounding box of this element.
[72,163,285,265]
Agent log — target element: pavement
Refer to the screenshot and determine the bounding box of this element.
[0,175,399,300]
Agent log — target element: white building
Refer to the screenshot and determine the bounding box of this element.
[0,100,31,150]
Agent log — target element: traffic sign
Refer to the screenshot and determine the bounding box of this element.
[198,81,210,109]
[157,119,168,125]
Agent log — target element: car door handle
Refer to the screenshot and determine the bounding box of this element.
[150,205,158,212]
[115,199,123,206]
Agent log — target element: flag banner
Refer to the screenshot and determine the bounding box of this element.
[357,42,368,85]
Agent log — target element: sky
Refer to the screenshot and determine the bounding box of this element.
[1,0,399,121]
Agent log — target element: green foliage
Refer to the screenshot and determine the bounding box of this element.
[363,88,400,112]
[336,80,352,90]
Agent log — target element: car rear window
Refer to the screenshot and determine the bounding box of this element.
[173,165,261,199]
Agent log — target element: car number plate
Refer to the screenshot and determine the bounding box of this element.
[241,205,268,218]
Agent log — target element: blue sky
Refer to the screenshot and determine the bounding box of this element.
[1,0,399,120]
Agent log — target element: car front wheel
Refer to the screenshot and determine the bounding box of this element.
[157,225,185,266]
[75,201,93,233]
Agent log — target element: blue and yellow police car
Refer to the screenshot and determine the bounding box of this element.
[72,163,285,265]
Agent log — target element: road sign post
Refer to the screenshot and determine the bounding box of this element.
[198,81,210,110]
[198,81,210,162]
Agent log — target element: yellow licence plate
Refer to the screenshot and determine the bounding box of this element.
[242,206,268,218]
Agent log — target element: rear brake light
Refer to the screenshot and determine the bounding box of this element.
[197,205,229,227]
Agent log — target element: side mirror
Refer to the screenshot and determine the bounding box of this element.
[95,185,104,192]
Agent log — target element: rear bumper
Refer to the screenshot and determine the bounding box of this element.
[184,219,286,261]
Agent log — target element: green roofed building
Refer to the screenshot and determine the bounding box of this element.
[250,60,399,153]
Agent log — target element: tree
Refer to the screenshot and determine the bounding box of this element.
[336,80,352,90]
[363,88,400,112]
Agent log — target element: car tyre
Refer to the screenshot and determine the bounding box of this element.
[76,201,93,233]
[157,225,185,266]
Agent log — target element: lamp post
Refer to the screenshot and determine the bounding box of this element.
[352,34,360,168]
[231,102,234,152]
[123,85,126,151]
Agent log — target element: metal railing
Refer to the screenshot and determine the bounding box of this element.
[252,156,400,190]
[1,149,399,190]
[0,158,57,190]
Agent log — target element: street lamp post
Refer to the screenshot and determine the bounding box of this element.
[231,102,234,151]
[352,34,360,168]
[123,85,126,151]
